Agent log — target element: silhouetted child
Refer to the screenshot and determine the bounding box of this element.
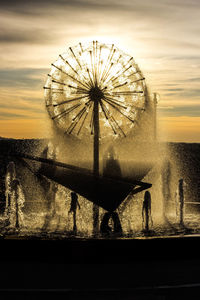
[142,190,153,231]
[69,192,80,234]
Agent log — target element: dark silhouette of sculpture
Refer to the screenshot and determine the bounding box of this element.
[142,190,152,232]
[69,192,80,234]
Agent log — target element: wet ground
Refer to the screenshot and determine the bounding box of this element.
[0,211,200,240]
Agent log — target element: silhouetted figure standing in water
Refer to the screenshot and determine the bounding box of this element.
[100,146,123,236]
[176,178,185,227]
[100,211,123,236]
[11,179,21,229]
[142,190,152,232]
[42,181,58,231]
[100,212,112,235]
[161,160,172,221]
[69,192,80,234]
[42,141,58,231]
[5,161,16,218]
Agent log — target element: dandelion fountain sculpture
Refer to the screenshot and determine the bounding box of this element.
[14,41,156,235]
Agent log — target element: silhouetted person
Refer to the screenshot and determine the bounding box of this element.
[100,212,112,235]
[100,211,123,236]
[42,141,59,231]
[103,146,122,179]
[43,181,58,231]
[5,161,16,217]
[176,178,185,226]
[161,160,172,220]
[142,190,152,231]
[101,147,123,236]
[111,212,123,236]
[11,179,21,229]
[69,192,80,234]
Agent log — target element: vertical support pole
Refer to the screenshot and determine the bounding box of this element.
[93,99,99,235]
[178,179,184,226]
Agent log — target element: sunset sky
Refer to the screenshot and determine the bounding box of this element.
[0,0,200,142]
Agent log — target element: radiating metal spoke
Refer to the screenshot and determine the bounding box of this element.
[51,63,89,90]
[112,65,132,83]
[127,70,140,77]
[43,86,63,91]
[53,95,89,107]
[79,42,84,54]
[60,54,91,89]
[94,41,98,84]
[99,100,117,135]
[111,91,144,95]
[66,100,91,134]
[69,47,82,69]
[129,77,145,84]
[90,50,95,84]
[110,114,126,137]
[103,97,135,123]
[77,102,92,135]
[87,68,94,86]
[100,45,115,83]
[66,49,92,88]
[103,92,124,103]
[52,103,81,120]
[103,96,127,109]
[112,81,128,89]
[59,54,79,75]
[68,85,89,94]
[97,45,102,85]
[101,101,126,137]
[51,79,66,86]
[101,63,114,84]
[66,105,88,134]
[106,57,133,84]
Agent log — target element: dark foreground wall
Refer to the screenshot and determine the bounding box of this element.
[0,237,199,299]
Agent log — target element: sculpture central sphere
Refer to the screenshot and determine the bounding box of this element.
[89,86,104,102]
